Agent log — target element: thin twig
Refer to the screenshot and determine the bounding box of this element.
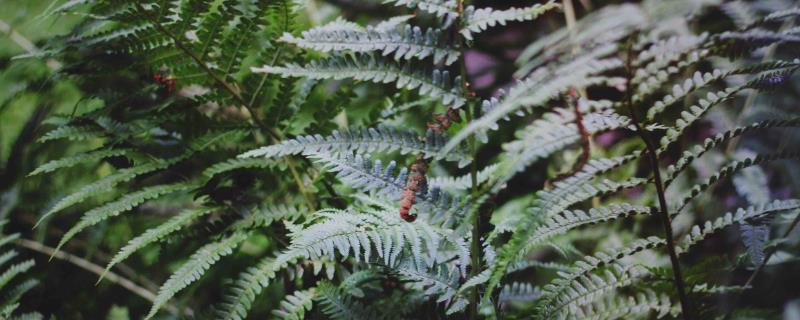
[15,238,190,317]
[625,41,692,320]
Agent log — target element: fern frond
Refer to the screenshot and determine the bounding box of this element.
[537,237,666,312]
[272,288,317,320]
[203,157,278,177]
[499,282,541,305]
[493,110,631,190]
[38,124,105,143]
[239,125,471,167]
[281,24,459,65]
[101,207,216,282]
[664,118,800,181]
[0,260,35,291]
[146,232,247,319]
[252,54,466,107]
[38,158,181,225]
[428,164,498,191]
[55,183,196,255]
[383,0,458,19]
[308,152,468,221]
[539,264,650,319]
[672,151,800,214]
[230,203,306,231]
[677,200,800,254]
[460,1,559,41]
[276,208,446,272]
[580,289,675,320]
[395,263,464,311]
[441,56,624,155]
[28,148,132,176]
[215,256,281,320]
[315,281,378,320]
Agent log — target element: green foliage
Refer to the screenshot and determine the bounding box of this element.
[3,0,800,319]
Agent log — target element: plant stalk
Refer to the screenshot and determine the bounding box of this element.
[625,42,692,320]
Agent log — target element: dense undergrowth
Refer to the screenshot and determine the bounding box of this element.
[1,0,800,319]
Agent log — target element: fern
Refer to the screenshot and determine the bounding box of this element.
[272,288,317,320]
[239,125,471,167]
[101,207,216,281]
[54,182,196,255]
[460,1,560,41]
[28,148,132,176]
[252,54,466,107]
[215,256,281,320]
[383,0,458,19]
[281,23,459,65]
[146,232,248,319]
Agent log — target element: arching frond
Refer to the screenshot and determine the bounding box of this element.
[272,288,317,320]
[239,125,471,167]
[215,256,282,320]
[101,207,216,282]
[252,54,465,107]
[28,148,132,176]
[146,232,248,319]
[678,200,800,255]
[460,1,559,41]
[281,24,459,65]
[315,281,379,320]
[383,0,459,19]
[55,183,196,255]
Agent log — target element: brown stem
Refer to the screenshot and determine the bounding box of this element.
[625,42,692,320]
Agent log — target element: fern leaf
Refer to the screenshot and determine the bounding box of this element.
[672,151,800,214]
[580,289,675,320]
[28,149,132,176]
[38,125,105,143]
[230,203,306,231]
[239,125,471,167]
[272,288,317,320]
[677,200,800,254]
[664,118,800,182]
[0,260,35,291]
[540,264,650,319]
[383,0,458,19]
[441,56,624,155]
[203,157,277,177]
[252,54,466,107]
[460,2,559,41]
[38,158,181,225]
[215,256,281,320]
[395,263,463,308]
[55,183,195,255]
[499,282,542,305]
[146,232,247,319]
[538,237,666,313]
[428,164,498,191]
[281,23,459,65]
[101,207,216,282]
[315,281,378,320]
[308,152,468,221]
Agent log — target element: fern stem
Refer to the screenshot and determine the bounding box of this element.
[455,0,482,317]
[625,41,692,320]
[723,208,800,319]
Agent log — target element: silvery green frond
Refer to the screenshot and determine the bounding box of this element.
[307,152,469,222]
[579,289,675,320]
[252,54,466,107]
[499,282,542,305]
[395,262,466,313]
[441,55,624,155]
[28,148,133,176]
[677,200,800,255]
[281,22,459,65]
[383,0,458,19]
[239,125,471,167]
[271,288,317,320]
[460,1,559,41]
[315,281,379,320]
[146,232,248,319]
